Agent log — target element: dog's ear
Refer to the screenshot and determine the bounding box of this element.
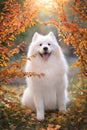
[32,32,39,42]
[48,32,57,42]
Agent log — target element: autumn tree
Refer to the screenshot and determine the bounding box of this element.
[48,0,87,105]
[51,0,87,77]
[0,0,38,86]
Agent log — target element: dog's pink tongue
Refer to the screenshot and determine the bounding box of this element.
[43,54,49,60]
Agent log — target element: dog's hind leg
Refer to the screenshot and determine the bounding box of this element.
[21,87,35,111]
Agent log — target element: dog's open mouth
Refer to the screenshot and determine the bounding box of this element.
[39,52,51,60]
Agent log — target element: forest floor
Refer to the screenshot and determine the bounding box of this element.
[0,78,87,130]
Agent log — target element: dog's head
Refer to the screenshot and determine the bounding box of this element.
[29,32,59,61]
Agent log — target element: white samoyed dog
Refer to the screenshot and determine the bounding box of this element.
[22,32,68,121]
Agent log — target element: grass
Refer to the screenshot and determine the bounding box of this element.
[0,79,87,130]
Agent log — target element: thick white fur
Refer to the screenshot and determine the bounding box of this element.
[22,32,68,121]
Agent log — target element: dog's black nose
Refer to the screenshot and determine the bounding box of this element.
[43,47,48,51]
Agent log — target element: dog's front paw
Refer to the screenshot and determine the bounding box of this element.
[37,113,44,121]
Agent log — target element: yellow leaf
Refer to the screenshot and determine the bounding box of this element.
[8,35,15,41]
[76,102,81,107]
[3,62,7,67]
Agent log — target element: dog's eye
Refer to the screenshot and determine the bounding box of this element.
[39,43,42,46]
[48,43,51,46]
